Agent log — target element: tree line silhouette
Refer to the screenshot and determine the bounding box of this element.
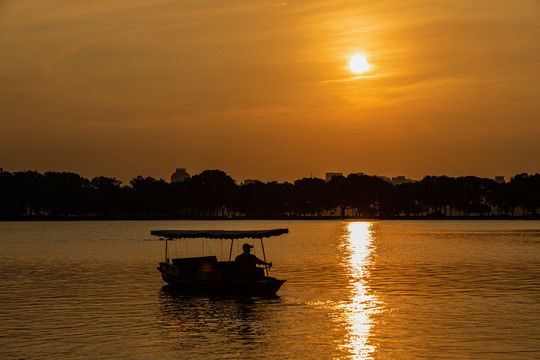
[0,168,539,219]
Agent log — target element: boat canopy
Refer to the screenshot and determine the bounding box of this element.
[151,228,288,240]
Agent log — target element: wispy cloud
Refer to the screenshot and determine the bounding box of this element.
[0,0,539,180]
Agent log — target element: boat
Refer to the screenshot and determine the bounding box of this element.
[151,228,288,297]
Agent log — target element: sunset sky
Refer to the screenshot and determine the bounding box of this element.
[1,0,539,183]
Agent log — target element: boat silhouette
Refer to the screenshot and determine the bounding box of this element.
[151,229,288,297]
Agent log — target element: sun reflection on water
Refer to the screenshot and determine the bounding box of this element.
[338,221,378,359]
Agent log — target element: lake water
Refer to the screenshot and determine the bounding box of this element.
[1,220,539,359]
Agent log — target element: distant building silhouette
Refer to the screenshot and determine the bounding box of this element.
[325,172,343,182]
[494,176,505,184]
[242,179,262,186]
[171,168,190,183]
[391,176,415,185]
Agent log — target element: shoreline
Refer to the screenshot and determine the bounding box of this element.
[1,215,539,221]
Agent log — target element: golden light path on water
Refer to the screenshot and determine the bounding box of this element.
[338,221,379,359]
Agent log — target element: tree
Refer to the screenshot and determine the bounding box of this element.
[394,182,423,216]
[89,176,125,217]
[293,177,327,217]
[509,173,540,216]
[327,175,349,218]
[415,176,456,216]
[453,177,493,216]
[187,170,237,217]
[0,169,19,217]
[129,176,170,216]
[346,174,389,217]
[42,172,90,216]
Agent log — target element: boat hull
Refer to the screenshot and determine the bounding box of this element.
[158,264,285,297]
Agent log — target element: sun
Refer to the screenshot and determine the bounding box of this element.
[349,54,370,74]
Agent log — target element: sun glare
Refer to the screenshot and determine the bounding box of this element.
[338,221,378,358]
[349,54,370,74]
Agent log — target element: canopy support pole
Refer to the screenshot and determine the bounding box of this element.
[165,238,169,263]
[228,239,234,262]
[260,238,269,276]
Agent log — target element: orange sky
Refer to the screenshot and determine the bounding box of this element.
[1,0,539,183]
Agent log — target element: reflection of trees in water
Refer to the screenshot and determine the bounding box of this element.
[157,286,278,351]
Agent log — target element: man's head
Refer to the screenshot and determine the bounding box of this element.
[242,243,253,253]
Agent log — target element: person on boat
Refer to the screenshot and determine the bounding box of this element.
[234,243,272,279]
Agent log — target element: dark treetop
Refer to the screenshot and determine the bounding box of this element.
[1,168,539,219]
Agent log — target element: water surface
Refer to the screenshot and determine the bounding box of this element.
[1,220,539,359]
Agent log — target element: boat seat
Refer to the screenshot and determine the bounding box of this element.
[171,256,218,278]
[172,256,217,266]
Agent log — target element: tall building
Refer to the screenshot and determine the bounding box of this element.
[171,168,190,183]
